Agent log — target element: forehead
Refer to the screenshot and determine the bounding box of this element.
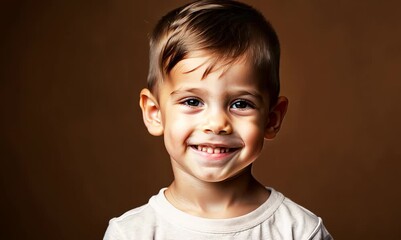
[168,53,263,87]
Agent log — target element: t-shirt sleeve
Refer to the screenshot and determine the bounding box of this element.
[103,219,125,240]
[308,218,333,240]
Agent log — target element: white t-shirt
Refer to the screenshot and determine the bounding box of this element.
[104,188,332,240]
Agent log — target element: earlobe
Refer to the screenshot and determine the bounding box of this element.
[139,88,164,136]
[264,96,289,140]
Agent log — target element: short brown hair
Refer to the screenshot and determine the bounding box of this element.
[147,0,281,105]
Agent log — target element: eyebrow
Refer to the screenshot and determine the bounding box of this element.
[232,90,264,102]
[170,88,207,96]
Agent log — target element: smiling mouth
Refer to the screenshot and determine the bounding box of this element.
[190,145,238,154]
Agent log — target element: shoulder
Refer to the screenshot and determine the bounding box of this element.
[112,203,155,228]
[268,188,332,239]
[103,188,166,240]
[104,203,157,240]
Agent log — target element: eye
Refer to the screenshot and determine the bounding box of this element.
[182,98,203,107]
[231,100,254,109]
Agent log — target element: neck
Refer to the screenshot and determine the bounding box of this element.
[165,166,269,218]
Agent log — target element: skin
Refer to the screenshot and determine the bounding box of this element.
[140,53,288,219]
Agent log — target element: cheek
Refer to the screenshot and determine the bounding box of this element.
[245,128,265,150]
[163,110,194,151]
[236,117,265,152]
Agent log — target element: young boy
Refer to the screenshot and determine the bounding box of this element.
[104,0,332,239]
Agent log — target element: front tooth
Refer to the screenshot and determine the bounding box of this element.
[196,145,231,153]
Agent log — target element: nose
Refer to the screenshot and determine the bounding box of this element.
[203,110,233,135]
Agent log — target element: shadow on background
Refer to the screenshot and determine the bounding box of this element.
[1,0,400,239]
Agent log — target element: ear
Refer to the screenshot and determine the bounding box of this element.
[139,88,163,136]
[264,96,289,140]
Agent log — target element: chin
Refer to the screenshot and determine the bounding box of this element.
[196,174,227,183]
[196,172,236,183]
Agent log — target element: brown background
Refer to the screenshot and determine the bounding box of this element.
[1,0,400,239]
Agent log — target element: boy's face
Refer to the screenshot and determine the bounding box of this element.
[140,54,287,183]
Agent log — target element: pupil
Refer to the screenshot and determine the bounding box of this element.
[189,99,198,106]
[235,101,246,108]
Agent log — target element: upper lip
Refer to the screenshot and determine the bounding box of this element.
[187,135,243,149]
[187,140,243,149]
[190,143,239,149]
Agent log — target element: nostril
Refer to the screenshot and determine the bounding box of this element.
[218,129,228,135]
[202,115,233,135]
[203,127,232,135]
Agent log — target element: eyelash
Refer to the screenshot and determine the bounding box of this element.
[181,98,204,107]
[230,99,255,110]
[180,98,255,110]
